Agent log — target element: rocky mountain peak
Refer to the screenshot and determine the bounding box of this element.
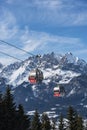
[0,52,87,118]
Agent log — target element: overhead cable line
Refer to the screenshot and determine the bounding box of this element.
[0,40,35,56]
[0,40,54,73]
[0,50,23,62]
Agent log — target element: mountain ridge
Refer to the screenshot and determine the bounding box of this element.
[0,52,87,119]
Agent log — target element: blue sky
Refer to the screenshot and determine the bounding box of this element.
[0,0,87,65]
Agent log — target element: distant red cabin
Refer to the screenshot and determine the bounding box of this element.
[53,85,65,97]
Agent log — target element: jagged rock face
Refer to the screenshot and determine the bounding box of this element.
[0,52,87,119]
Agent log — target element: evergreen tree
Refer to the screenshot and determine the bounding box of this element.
[0,86,31,130]
[2,86,17,130]
[16,104,30,130]
[59,113,64,130]
[41,112,51,130]
[3,86,16,113]
[0,91,5,130]
[67,106,77,130]
[31,109,41,130]
[76,115,84,130]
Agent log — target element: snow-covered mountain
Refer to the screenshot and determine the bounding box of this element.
[0,52,87,119]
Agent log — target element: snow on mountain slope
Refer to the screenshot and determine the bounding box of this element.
[67,87,76,97]
[63,52,86,65]
[0,52,85,88]
[32,85,39,97]
[0,52,87,119]
[7,64,80,87]
[65,52,78,64]
[9,66,28,86]
[43,68,80,84]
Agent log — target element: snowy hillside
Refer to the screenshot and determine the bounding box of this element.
[0,52,87,119]
[0,52,84,87]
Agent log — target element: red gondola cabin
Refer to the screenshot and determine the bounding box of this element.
[53,85,65,97]
[28,68,43,84]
